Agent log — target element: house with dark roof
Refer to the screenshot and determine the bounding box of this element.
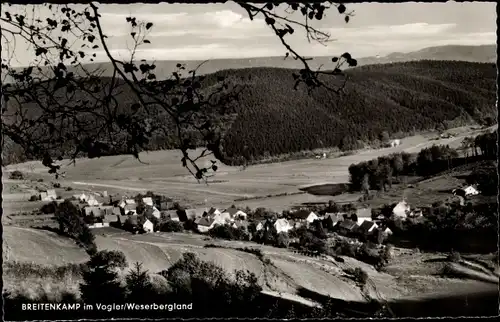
[323,213,344,229]
[144,206,161,219]
[159,201,173,211]
[196,216,216,233]
[184,208,206,221]
[336,220,358,236]
[84,206,102,217]
[358,221,378,236]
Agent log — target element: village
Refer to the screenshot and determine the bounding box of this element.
[29,179,483,249]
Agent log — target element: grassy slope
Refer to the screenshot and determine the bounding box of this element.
[3,60,496,166]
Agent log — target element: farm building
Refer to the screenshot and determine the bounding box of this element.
[142,197,154,207]
[464,185,480,196]
[162,210,180,222]
[337,220,358,236]
[119,199,136,208]
[196,217,216,233]
[144,206,161,219]
[99,206,114,216]
[358,221,378,236]
[392,201,410,218]
[274,218,292,233]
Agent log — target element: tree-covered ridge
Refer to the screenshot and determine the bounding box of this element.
[2,60,496,166]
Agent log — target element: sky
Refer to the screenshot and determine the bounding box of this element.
[1,1,496,67]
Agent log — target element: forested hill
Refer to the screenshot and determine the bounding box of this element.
[218,60,496,163]
[2,60,497,166]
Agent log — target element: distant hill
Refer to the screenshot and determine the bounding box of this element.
[3,44,495,82]
[2,60,497,166]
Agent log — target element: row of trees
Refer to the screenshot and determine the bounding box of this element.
[460,130,497,159]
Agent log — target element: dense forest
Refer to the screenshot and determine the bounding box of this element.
[2,60,496,166]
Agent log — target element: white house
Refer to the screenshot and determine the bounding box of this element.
[142,219,154,233]
[195,217,216,233]
[222,206,247,220]
[382,227,393,236]
[79,193,89,202]
[464,185,480,196]
[390,139,401,147]
[87,195,101,207]
[142,197,154,207]
[125,199,136,205]
[306,212,319,224]
[274,218,292,233]
[393,200,410,218]
[207,207,222,217]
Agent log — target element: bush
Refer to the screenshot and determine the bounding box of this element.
[159,220,184,232]
[9,170,24,180]
[65,186,73,191]
[345,267,368,286]
[53,183,61,188]
[40,201,57,214]
[29,195,40,202]
[275,232,290,248]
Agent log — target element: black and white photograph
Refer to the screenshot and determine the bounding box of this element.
[1,0,498,320]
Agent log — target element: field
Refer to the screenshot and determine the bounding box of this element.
[3,225,497,307]
[3,125,493,214]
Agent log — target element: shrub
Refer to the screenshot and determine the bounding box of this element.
[275,232,290,248]
[159,220,184,232]
[65,186,73,191]
[9,170,24,180]
[53,183,61,188]
[345,267,368,286]
[40,201,57,214]
[29,195,40,202]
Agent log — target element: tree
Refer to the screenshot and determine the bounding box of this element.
[361,173,370,195]
[80,250,128,304]
[159,220,184,232]
[125,262,156,303]
[275,232,290,248]
[379,131,390,144]
[2,2,355,182]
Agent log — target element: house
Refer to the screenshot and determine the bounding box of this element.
[256,220,273,231]
[184,208,205,221]
[78,193,89,202]
[452,188,466,198]
[324,213,344,229]
[125,199,136,205]
[99,206,114,216]
[142,218,154,233]
[84,206,102,217]
[142,197,154,207]
[336,220,358,236]
[222,206,247,220]
[88,223,104,228]
[390,139,401,147]
[358,221,378,236]
[355,207,372,224]
[207,207,222,217]
[117,215,129,225]
[144,206,161,219]
[464,185,480,196]
[112,207,122,216]
[274,218,292,233]
[124,204,137,215]
[102,215,117,227]
[381,227,393,236]
[86,195,102,207]
[162,210,180,222]
[39,192,48,200]
[291,210,319,224]
[196,217,216,233]
[392,201,410,218]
